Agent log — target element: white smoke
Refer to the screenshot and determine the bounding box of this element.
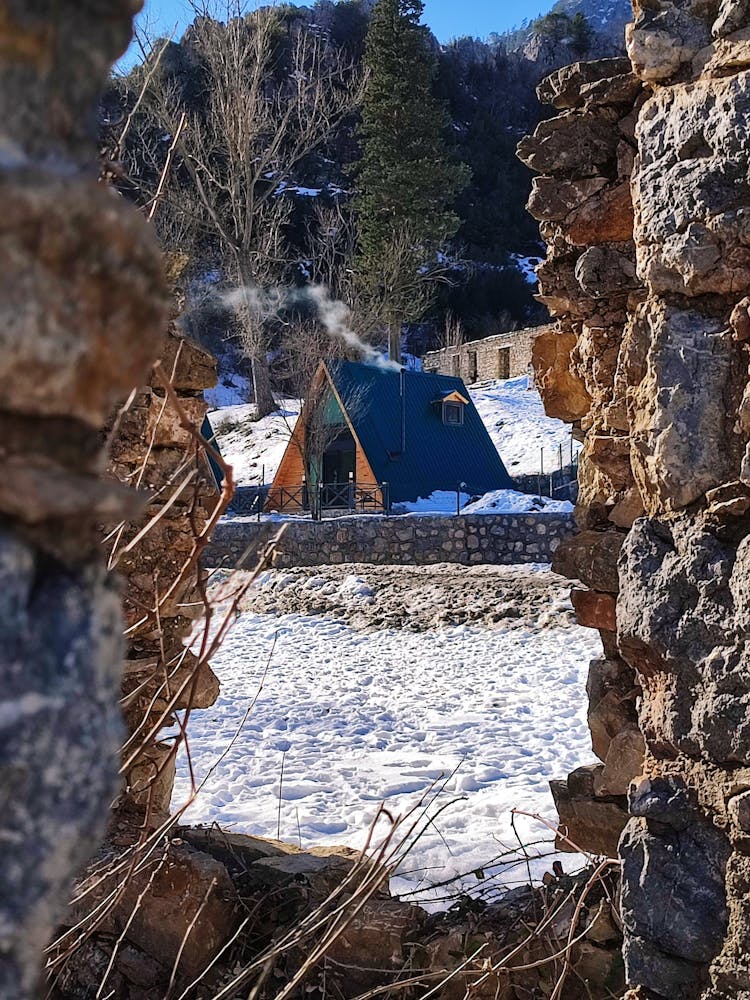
[305,285,400,370]
[222,282,401,371]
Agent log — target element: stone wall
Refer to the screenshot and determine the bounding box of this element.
[106,322,221,819]
[0,3,168,996]
[58,825,624,999]
[518,53,642,875]
[520,6,750,997]
[423,325,551,383]
[202,513,574,570]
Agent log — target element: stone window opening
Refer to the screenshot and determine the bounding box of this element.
[498,347,511,380]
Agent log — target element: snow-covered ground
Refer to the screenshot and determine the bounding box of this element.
[510,253,544,285]
[173,565,600,906]
[463,488,572,514]
[205,374,579,490]
[204,371,253,409]
[207,400,301,489]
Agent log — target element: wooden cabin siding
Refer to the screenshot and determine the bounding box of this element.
[266,374,383,513]
[356,442,378,487]
[266,424,306,512]
[354,441,381,510]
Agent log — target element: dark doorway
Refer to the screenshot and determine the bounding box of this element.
[322,431,356,506]
[498,347,511,380]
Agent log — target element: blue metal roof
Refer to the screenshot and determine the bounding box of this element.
[327,361,512,503]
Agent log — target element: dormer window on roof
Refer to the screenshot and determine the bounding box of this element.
[437,390,469,427]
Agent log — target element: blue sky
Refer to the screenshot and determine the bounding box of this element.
[134,1,554,47]
[424,0,551,40]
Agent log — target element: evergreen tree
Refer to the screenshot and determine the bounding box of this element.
[534,12,570,42]
[355,0,468,361]
[569,13,594,57]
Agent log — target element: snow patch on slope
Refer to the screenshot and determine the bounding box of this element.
[207,401,300,486]
[469,376,581,477]
[510,253,543,285]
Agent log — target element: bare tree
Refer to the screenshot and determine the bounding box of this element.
[140,1,364,417]
[306,207,458,360]
[278,318,344,401]
[360,227,457,362]
[304,204,378,341]
[439,309,465,350]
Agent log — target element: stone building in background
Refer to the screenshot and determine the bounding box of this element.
[422,324,552,384]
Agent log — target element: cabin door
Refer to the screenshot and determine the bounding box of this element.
[322,431,356,507]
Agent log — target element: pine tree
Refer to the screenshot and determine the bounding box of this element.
[355,0,468,361]
[569,13,594,57]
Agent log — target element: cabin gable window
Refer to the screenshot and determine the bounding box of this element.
[442,400,464,426]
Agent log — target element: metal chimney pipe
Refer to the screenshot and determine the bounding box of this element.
[400,367,406,455]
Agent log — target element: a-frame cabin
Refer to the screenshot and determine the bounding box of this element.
[266,360,512,514]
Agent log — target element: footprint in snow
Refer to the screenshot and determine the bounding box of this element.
[306,820,347,835]
[280,783,323,801]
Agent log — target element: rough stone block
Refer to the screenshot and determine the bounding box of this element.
[553,530,624,592]
[537,57,634,109]
[551,775,629,858]
[565,180,635,246]
[621,800,731,989]
[571,588,618,631]
[72,843,241,980]
[0,179,168,428]
[627,4,712,82]
[596,729,646,796]
[587,657,640,761]
[728,790,750,832]
[517,107,621,175]
[532,327,592,421]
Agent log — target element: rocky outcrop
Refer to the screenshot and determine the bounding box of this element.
[0,2,168,997]
[521,5,750,996]
[54,825,624,1000]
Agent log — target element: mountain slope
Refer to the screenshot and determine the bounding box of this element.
[501,0,631,55]
[549,0,633,45]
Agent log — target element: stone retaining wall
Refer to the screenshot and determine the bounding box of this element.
[202,513,575,569]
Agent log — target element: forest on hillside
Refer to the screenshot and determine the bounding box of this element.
[106,0,626,406]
